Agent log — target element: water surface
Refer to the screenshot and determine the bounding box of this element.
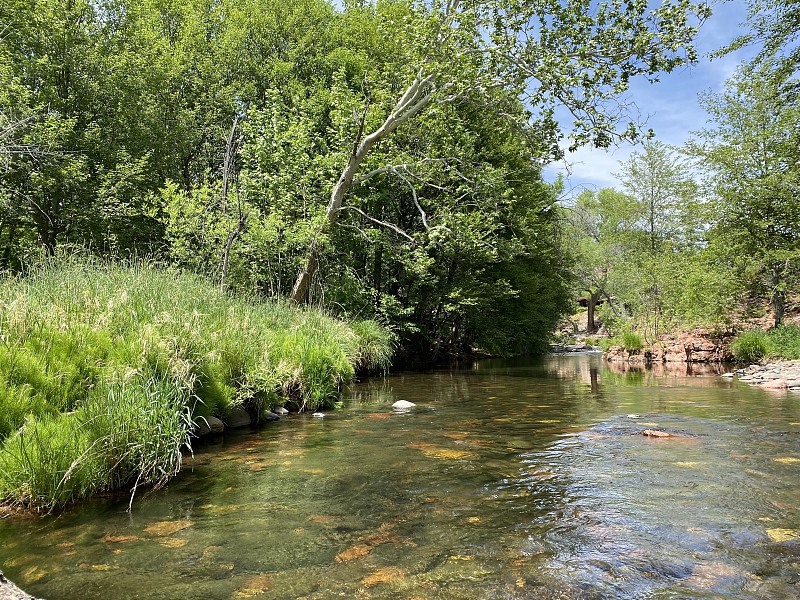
[2,355,799,599]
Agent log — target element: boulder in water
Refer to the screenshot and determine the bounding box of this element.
[392,400,416,410]
[225,407,251,429]
[195,416,225,437]
[642,429,672,438]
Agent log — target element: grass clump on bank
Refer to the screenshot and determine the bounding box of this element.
[0,256,394,511]
[599,327,644,354]
[731,325,800,363]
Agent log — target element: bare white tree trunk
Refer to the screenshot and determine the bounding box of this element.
[289,72,436,303]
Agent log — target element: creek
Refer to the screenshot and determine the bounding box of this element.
[1,354,799,599]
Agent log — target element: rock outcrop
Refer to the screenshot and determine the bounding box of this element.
[605,329,734,364]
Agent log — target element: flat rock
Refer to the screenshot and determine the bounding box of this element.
[642,429,672,438]
[312,413,325,418]
[273,406,289,415]
[260,411,280,422]
[392,400,416,410]
[225,407,251,429]
[761,379,788,390]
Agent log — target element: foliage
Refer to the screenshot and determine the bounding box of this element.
[764,325,800,361]
[1,0,711,361]
[690,61,800,326]
[731,330,774,363]
[620,331,645,354]
[563,141,732,335]
[0,256,392,510]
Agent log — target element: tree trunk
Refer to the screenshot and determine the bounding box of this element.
[586,289,602,334]
[220,117,238,214]
[772,268,785,327]
[219,212,249,293]
[373,245,383,308]
[289,72,436,304]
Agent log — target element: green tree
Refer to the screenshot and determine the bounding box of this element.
[690,62,800,326]
[287,0,712,302]
[566,188,640,332]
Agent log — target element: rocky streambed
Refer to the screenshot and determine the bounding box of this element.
[724,360,800,391]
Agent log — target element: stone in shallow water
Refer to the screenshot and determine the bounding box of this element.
[642,429,672,438]
[361,567,406,587]
[766,528,800,542]
[392,400,416,410]
[143,520,192,537]
[225,407,251,429]
[273,406,289,415]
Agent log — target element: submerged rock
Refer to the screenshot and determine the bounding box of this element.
[260,411,280,422]
[642,429,672,438]
[392,400,416,410]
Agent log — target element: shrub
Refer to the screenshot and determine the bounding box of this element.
[731,329,773,363]
[767,325,800,360]
[621,331,644,353]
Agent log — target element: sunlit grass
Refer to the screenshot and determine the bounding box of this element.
[0,255,394,510]
[731,325,800,363]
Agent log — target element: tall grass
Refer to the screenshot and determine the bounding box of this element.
[731,325,800,363]
[0,256,394,510]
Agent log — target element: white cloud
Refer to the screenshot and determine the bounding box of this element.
[543,0,758,196]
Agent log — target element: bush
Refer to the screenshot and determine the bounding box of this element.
[731,330,773,363]
[767,325,800,360]
[621,331,644,353]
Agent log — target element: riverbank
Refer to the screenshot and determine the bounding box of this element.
[726,360,800,391]
[0,258,393,512]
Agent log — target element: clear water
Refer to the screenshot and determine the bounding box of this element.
[2,355,799,599]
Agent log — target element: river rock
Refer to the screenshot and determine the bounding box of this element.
[761,379,788,390]
[642,429,672,438]
[260,411,280,422]
[194,416,225,437]
[0,570,40,600]
[225,407,251,429]
[392,400,416,410]
[312,412,325,418]
[273,406,289,415]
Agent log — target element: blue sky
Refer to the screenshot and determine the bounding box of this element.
[543,1,758,194]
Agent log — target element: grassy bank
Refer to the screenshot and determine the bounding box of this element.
[731,325,800,363]
[0,257,393,511]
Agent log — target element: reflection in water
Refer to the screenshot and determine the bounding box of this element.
[1,355,799,599]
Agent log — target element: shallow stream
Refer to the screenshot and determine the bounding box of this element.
[1,355,799,599]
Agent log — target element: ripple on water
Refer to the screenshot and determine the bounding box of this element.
[3,355,800,599]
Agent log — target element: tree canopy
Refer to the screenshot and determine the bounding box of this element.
[1,0,713,360]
